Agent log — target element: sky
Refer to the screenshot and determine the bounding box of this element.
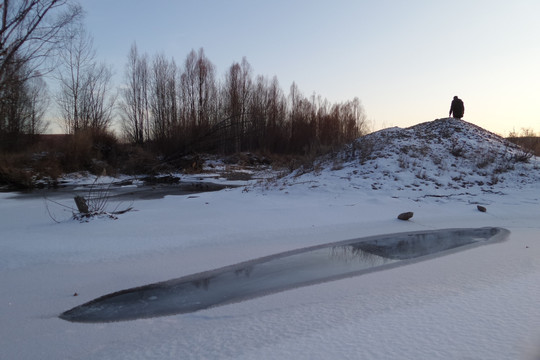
[80,0,540,136]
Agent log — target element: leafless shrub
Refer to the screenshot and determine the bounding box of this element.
[46,177,133,222]
[475,149,496,169]
[488,174,499,185]
[352,138,375,164]
[511,148,534,163]
[398,155,409,169]
[331,160,344,171]
[0,155,34,189]
[450,139,464,157]
[494,158,514,174]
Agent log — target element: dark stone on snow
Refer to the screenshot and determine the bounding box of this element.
[477,205,487,212]
[397,212,414,220]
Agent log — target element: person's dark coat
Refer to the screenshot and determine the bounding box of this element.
[449,96,464,119]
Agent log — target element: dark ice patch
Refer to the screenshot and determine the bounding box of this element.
[60,227,508,323]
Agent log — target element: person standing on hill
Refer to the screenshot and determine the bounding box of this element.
[449,96,465,119]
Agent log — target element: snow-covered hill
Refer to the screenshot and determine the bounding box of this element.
[276,118,540,197]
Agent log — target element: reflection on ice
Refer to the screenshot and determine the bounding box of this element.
[60,227,508,323]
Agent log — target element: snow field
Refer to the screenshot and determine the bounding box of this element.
[2,118,540,359]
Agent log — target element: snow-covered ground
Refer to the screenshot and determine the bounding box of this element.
[1,118,540,359]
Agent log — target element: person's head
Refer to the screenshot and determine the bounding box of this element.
[453,96,458,100]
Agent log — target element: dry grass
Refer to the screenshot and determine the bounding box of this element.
[0,130,124,189]
[0,153,34,189]
[507,136,540,157]
[507,128,540,156]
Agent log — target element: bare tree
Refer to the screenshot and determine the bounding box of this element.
[0,59,48,150]
[0,0,82,90]
[55,25,93,133]
[56,25,115,134]
[78,62,115,131]
[0,58,25,137]
[22,72,49,135]
[120,43,149,144]
[149,53,177,142]
[0,0,81,150]
[246,74,269,150]
[179,48,217,138]
[222,57,252,152]
[265,75,287,152]
[343,97,368,139]
[288,82,311,153]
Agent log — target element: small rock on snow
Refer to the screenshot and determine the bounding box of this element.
[397,212,414,220]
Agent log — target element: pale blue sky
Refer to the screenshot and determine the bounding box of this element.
[82,0,540,136]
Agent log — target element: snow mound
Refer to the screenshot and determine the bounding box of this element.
[274,118,540,197]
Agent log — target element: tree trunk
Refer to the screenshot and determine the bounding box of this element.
[74,196,89,214]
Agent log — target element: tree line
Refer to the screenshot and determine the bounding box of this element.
[1,0,369,159]
[120,45,369,156]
